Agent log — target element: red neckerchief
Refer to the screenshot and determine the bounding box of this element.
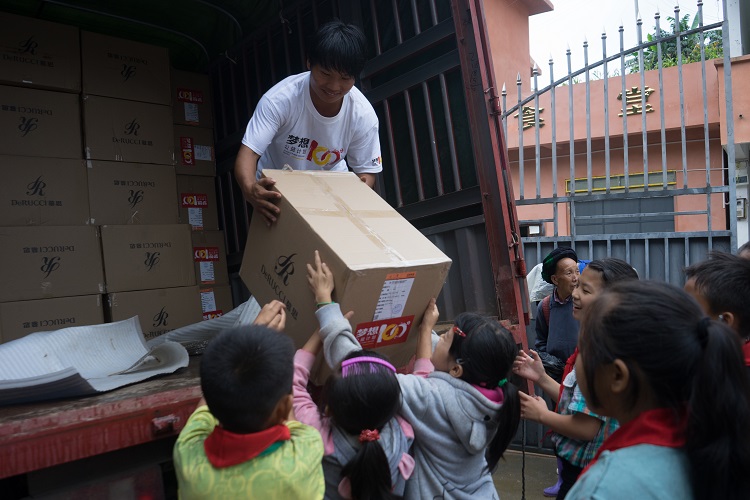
[555,348,579,411]
[580,407,686,477]
[204,424,291,468]
[743,342,750,367]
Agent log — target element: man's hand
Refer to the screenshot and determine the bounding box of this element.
[253,300,287,331]
[307,250,334,304]
[234,145,282,226]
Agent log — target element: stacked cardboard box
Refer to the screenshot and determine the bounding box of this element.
[80,31,203,339]
[170,69,232,318]
[0,13,104,343]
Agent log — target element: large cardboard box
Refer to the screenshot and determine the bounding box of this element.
[100,224,195,293]
[87,161,179,225]
[81,31,170,105]
[192,230,229,285]
[240,170,452,370]
[174,125,216,176]
[0,226,104,302]
[0,155,90,226]
[0,12,81,92]
[0,295,104,344]
[199,285,234,321]
[106,286,203,341]
[0,85,81,158]
[177,175,219,231]
[171,69,213,128]
[82,95,174,164]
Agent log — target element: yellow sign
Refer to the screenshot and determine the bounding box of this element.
[617,86,655,116]
[514,106,545,130]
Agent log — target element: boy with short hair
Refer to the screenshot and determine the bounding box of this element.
[173,323,324,499]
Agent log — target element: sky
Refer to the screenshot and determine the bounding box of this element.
[527,0,724,80]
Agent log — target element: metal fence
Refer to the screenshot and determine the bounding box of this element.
[501,1,737,283]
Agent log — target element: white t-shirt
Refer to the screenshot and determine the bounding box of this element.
[241,72,382,179]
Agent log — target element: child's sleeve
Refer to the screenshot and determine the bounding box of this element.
[568,384,606,421]
[316,303,362,368]
[292,349,334,454]
[396,364,439,423]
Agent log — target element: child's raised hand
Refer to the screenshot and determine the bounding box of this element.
[253,300,287,331]
[420,298,439,332]
[306,250,334,303]
[519,391,548,423]
[512,349,545,382]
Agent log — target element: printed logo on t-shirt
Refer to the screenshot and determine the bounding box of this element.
[371,156,382,166]
[283,134,343,168]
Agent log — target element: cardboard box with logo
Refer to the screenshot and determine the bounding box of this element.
[240,170,452,373]
[81,31,170,105]
[0,85,81,158]
[100,224,195,293]
[0,155,90,226]
[106,286,203,341]
[174,125,216,176]
[0,12,81,92]
[87,160,178,225]
[177,175,219,231]
[0,295,103,344]
[0,226,104,302]
[82,95,174,165]
[171,69,213,128]
[199,285,234,321]
[192,230,228,286]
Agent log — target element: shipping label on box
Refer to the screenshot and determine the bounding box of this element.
[82,95,174,164]
[0,85,81,158]
[174,125,216,176]
[0,295,103,344]
[192,230,228,285]
[100,224,196,293]
[0,226,104,302]
[171,69,213,128]
[240,170,452,373]
[199,285,233,320]
[177,175,219,231]
[82,31,170,105]
[107,286,202,341]
[0,155,90,226]
[87,160,179,225]
[0,13,81,92]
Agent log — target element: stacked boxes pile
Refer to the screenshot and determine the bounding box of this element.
[0,12,228,344]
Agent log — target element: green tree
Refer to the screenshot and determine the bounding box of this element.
[626,14,722,73]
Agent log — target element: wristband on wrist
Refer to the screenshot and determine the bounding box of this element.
[316,301,335,308]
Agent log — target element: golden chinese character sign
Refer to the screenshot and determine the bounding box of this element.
[617,86,655,116]
[514,106,545,130]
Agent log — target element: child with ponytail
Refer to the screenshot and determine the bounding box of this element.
[292,252,415,499]
[307,251,520,499]
[567,280,750,499]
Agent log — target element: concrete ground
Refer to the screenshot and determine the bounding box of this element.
[493,450,559,500]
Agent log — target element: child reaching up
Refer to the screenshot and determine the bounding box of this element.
[306,250,520,500]
[513,257,637,499]
[567,281,750,499]
[173,300,325,499]
[293,253,415,499]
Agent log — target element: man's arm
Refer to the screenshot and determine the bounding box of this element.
[234,144,282,225]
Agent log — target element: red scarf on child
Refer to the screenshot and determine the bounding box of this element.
[580,406,687,477]
[743,342,750,368]
[204,424,291,468]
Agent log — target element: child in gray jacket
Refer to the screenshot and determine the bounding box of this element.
[307,251,520,499]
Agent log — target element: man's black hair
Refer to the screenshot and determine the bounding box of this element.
[200,325,295,434]
[308,19,367,77]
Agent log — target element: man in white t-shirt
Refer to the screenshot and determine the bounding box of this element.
[234,20,383,226]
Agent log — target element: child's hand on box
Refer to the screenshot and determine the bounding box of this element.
[307,250,334,304]
[253,300,287,331]
[420,298,439,332]
[417,298,439,360]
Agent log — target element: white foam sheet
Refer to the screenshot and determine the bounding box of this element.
[0,317,188,406]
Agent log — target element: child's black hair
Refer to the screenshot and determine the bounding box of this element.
[448,313,520,472]
[578,280,750,500]
[308,19,367,77]
[322,350,401,500]
[684,251,750,340]
[200,325,294,434]
[585,257,638,284]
